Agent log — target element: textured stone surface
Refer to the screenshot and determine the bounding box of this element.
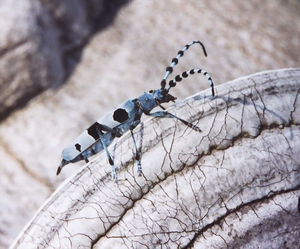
[1,0,300,248]
[0,0,129,119]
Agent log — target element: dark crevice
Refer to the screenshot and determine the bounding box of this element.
[39,0,131,84]
[0,39,28,58]
[0,85,45,122]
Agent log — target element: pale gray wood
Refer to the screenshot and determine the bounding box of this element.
[11,68,300,248]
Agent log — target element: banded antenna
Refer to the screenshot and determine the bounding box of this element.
[160,40,214,96]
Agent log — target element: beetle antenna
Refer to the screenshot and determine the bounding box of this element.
[168,69,215,96]
[161,40,207,89]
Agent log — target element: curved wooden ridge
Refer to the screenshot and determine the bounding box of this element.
[11,68,300,248]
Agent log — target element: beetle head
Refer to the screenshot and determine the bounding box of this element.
[150,88,177,104]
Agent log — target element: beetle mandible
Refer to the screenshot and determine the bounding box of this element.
[57,40,215,182]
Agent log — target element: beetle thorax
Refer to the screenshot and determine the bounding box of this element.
[135,89,177,114]
[136,92,158,114]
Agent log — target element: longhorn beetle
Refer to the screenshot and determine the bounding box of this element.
[57,40,215,182]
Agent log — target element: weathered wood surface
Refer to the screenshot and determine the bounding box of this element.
[1,1,300,248]
[11,69,300,248]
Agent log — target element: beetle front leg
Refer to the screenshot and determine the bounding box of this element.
[146,111,202,132]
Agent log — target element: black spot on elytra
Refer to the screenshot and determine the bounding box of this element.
[87,122,103,140]
[113,108,129,123]
[75,143,81,152]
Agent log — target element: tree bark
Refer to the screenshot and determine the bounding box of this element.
[11,68,300,248]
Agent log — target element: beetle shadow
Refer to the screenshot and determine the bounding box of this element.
[193,93,294,140]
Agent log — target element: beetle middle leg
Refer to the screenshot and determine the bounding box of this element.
[130,128,142,176]
[96,127,118,182]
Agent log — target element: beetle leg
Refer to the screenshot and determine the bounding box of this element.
[146,111,202,132]
[99,123,122,137]
[130,129,142,176]
[96,127,118,182]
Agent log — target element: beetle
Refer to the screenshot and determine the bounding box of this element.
[56,40,215,182]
